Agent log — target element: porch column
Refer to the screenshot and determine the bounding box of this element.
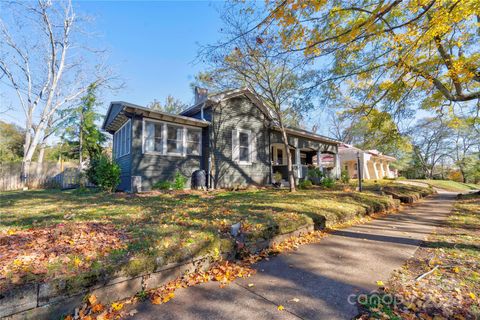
[378,160,385,179]
[361,156,370,180]
[316,150,323,169]
[349,161,355,178]
[372,161,379,179]
[292,138,300,181]
[334,153,340,179]
[385,162,391,178]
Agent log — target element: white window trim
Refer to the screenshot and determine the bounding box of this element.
[185,127,202,156]
[114,119,131,159]
[142,118,202,157]
[272,144,286,165]
[166,123,184,156]
[237,129,252,165]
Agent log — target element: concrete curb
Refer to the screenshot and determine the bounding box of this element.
[1,224,314,319]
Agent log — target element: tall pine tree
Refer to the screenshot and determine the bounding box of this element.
[57,83,106,168]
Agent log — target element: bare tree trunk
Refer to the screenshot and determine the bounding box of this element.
[35,142,46,180]
[459,166,467,183]
[37,143,46,164]
[21,159,30,187]
[79,112,83,170]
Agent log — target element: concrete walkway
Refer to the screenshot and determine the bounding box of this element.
[131,191,457,320]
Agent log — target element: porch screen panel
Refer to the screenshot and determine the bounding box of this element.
[186,128,201,155]
[167,124,183,154]
[145,121,163,153]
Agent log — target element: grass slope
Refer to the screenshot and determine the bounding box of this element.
[347,180,435,203]
[0,188,400,292]
[413,179,480,192]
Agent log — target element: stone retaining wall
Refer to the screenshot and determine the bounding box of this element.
[1,224,314,319]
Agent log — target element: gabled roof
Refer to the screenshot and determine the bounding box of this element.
[102,101,210,133]
[181,87,340,145]
[180,87,272,119]
[102,88,341,146]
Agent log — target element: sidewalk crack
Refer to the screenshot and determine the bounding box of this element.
[233,282,305,320]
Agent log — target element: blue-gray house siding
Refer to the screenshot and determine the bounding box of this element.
[129,115,203,191]
[102,90,340,192]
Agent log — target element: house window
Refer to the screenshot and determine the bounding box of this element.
[277,148,283,165]
[113,120,131,158]
[167,124,183,154]
[145,121,163,153]
[143,120,202,156]
[186,129,201,155]
[239,131,250,163]
[300,153,307,165]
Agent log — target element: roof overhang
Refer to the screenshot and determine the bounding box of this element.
[339,145,396,161]
[272,126,341,145]
[102,101,210,133]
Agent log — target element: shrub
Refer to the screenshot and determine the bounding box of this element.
[86,155,121,192]
[153,171,187,191]
[307,167,324,178]
[173,171,187,190]
[153,180,172,190]
[273,172,283,183]
[321,177,335,188]
[299,179,313,189]
[340,169,350,184]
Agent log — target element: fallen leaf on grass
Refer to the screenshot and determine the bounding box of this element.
[277,305,284,311]
[376,280,384,286]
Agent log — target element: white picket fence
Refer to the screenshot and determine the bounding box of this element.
[0,162,90,191]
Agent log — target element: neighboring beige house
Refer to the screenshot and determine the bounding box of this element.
[338,144,397,179]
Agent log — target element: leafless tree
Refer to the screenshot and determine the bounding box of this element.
[196,3,314,191]
[0,0,117,180]
[448,123,480,182]
[409,117,452,179]
[327,111,354,144]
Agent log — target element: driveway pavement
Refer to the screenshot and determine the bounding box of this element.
[130,191,457,320]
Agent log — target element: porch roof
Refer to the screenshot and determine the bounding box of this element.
[273,126,341,145]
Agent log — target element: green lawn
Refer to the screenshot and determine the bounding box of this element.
[413,179,480,192]
[0,187,404,292]
[347,179,435,202]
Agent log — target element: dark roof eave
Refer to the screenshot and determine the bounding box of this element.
[123,105,210,127]
[103,101,210,133]
[272,126,341,145]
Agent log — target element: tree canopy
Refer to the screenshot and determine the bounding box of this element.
[261,0,480,122]
[0,121,24,163]
[148,95,189,114]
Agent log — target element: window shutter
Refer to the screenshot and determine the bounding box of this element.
[250,132,257,163]
[232,129,239,162]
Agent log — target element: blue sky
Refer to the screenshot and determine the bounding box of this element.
[79,0,224,108]
[1,1,225,126]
